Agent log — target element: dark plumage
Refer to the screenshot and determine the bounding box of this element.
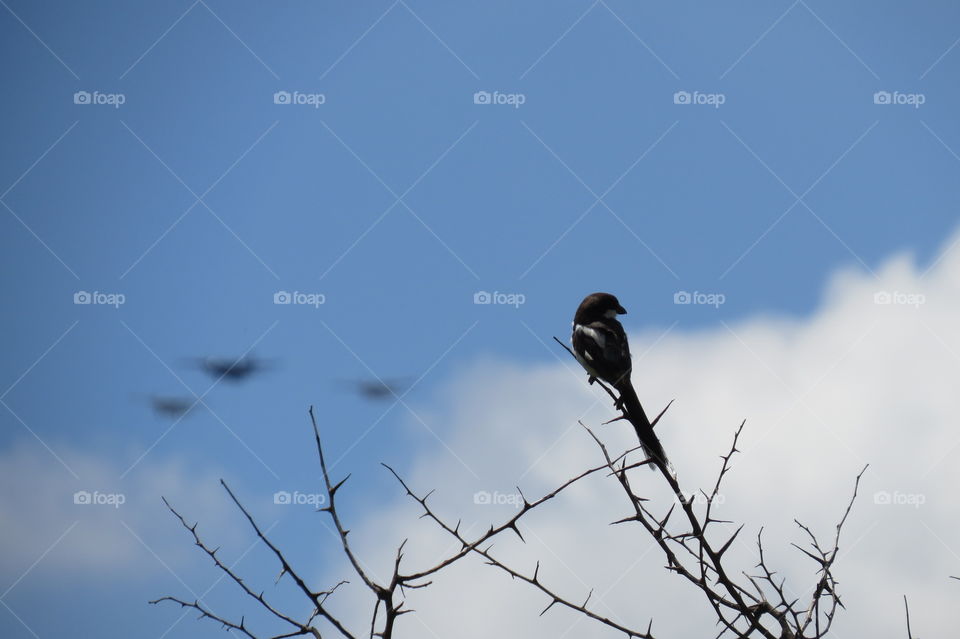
[147,395,195,418]
[572,292,669,473]
[337,378,409,400]
[191,355,271,382]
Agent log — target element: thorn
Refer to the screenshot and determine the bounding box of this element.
[540,598,560,616]
[791,542,826,565]
[718,524,745,556]
[650,399,675,428]
[659,504,676,529]
[331,473,351,494]
[516,486,530,507]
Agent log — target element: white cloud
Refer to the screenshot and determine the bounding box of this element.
[324,236,960,636]
[0,443,239,581]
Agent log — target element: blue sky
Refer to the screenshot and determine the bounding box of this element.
[2,1,960,637]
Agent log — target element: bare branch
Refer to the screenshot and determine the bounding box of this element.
[150,596,264,639]
[903,595,913,639]
[158,334,867,639]
[386,459,656,638]
[157,495,318,635]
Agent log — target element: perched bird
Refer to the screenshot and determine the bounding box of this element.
[190,355,272,382]
[571,292,670,473]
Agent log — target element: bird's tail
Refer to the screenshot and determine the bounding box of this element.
[615,382,671,475]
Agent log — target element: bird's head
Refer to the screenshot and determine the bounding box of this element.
[575,292,627,322]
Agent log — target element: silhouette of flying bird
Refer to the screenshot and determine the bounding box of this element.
[571,292,670,473]
[146,395,196,418]
[189,355,273,382]
[336,377,409,400]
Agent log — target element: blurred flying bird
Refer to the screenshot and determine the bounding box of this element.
[147,395,196,418]
[188,355,274,382]
[336,377,409,400]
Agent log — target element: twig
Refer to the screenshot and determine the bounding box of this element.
[903,595,913,639]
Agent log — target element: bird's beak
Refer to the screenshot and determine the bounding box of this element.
[617,305,627,314]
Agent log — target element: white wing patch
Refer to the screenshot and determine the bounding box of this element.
[575,324,605,349]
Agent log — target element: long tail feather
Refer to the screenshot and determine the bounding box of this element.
[615,383,670,474]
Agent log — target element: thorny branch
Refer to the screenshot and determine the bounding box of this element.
[157,358,866,638]
[382,341,867,638]
[154,407,432,639]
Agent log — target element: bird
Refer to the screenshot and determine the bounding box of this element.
[336,377,409,400]
[189,355,272,382]
[145,395,195,418]
[571,292,670,473]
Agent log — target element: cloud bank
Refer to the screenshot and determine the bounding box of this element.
[328,233,960,637]
[0,443,238,580]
